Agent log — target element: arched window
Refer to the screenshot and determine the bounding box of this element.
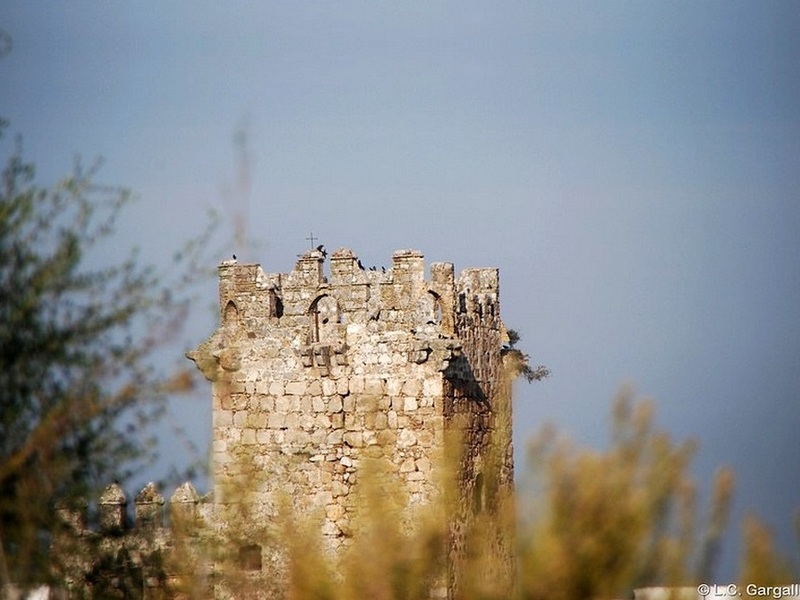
[309,295,339,343]
[224,300,239,324]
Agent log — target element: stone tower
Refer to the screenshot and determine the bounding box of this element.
[188,247,514,593]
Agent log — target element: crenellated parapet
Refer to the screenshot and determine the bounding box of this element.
[189,248,501,380]
[52,481,211,598]
[57,481,207,535]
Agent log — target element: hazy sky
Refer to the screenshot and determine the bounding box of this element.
[3,2,799,580]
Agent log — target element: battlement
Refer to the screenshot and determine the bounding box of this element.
[52,482,210,598]
[213,248,500,340]
[56,481,208,535]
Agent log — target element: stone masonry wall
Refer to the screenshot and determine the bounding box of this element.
[185,247,512,597]
[52,481,211,598]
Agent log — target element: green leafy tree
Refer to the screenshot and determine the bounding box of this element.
[0,131,212,587]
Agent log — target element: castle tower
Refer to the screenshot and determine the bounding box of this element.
[187,248,514,594]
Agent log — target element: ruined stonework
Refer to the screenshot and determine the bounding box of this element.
[51,247,515,598]
[52,481,213,598]
[187,247,514,596]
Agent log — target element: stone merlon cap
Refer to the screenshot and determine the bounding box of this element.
[170,482,200,504]
[331,247,356,259]
[392,249,424,259]
[135,482,164,505]
[99,482,127,505]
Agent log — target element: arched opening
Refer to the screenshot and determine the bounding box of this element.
[224,300,239,324]
[309,295,339,343]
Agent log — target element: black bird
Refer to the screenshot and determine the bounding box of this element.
[357,259,364,270]
[232,254,237,260]
[316,244,327,258]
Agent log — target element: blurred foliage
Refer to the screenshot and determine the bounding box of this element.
[738,514,797,588]
[0,128,216,588]
[518,390,729,600]
[161,390,799,600]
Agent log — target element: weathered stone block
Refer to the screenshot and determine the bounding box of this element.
[342,394,355,412]
[216,409,233,427]
[322,379,337,396]
[256,394,274,411]
[344,413,359,431]
[399,458,416,472]
[416,430,434,447]
[402,379,421,396]
[327,429,344,445]
[403,396,418,412]
[372,430,393,447]
[326,504,345,521]
[343,432,363,448]
[386,378,402,396]
[285,381,306,395]
[398,429,417,448]
[327,395,343,413]
[364,378,384,395]
[416,457,432,473]
[268,412,286,429]
[247,412,267,428]
[350,376,364,393]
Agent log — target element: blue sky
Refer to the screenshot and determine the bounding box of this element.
[3,1,799,579]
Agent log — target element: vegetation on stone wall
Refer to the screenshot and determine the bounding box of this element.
[502,329,550,383]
